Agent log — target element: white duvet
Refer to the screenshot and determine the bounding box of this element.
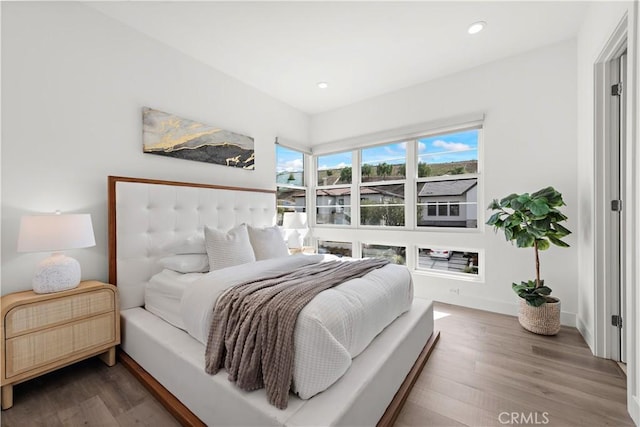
[180,254,413,400]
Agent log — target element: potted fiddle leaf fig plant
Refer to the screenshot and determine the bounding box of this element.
[486,186,571,335]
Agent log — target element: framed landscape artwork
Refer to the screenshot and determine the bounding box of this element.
[142,107,255,170]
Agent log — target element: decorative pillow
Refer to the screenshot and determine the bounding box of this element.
[158,254,209,274]
[247,225,289,260]
[204,224,256,271]
[164,232,206,254]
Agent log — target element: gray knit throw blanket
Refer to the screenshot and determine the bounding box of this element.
[204,257,390,409]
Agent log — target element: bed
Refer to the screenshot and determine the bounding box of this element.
[108,175,439,426]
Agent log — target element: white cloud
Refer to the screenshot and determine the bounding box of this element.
[418,142,426,152]
[278,158,303,172]
[432,140,471,152]
[318,162,348,171]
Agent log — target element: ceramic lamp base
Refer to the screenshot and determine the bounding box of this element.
[32,253,81,294]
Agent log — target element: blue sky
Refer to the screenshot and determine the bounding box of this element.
[418,129,478,164]
[276,145,304,173]
[276,129,479,172]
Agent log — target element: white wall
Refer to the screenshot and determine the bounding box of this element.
[311,41,579,325]
[577,1,639,424]
[1,2,309,295]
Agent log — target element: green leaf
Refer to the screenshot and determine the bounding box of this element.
[533,286,552,295]
[553,223,572,237]
[500,193,519,206]
[486,212,502,226]
[529,199,551,216]
[504,227,514,241]
[488,199,501,210]
[525,295,548,307]
[548,235,570,248]
[536,239,550,250]
[532,218,551,231]
[516,232,535,248]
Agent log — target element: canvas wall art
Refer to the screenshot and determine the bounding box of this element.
[142,107,255,170]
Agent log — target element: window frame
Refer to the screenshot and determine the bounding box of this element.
[311,122,482,232]
[314,151,354,226]
[414,246,484,282]
[276,143,309,226]
[414,125,483,232]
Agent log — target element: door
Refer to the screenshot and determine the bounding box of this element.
[610,51,626,363]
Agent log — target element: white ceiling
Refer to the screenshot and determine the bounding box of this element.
[88,1,588,115]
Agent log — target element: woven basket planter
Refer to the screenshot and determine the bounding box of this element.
[518,297,561,335]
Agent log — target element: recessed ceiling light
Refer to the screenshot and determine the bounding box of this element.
[317,81,329,89]
[467,21,486,35]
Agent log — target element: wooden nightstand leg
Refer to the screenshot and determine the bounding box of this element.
[98,347,116,367]
[1,384,13,410]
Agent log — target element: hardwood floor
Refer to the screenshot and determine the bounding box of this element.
[394,303,633,427]
[1,302,633,426]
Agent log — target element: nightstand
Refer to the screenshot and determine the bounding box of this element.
[0,281,120,410]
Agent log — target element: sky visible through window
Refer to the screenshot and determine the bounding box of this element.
[418,129,478,164]
[276,129,478,174]
[317,152,352,170]
[276,145,304,173]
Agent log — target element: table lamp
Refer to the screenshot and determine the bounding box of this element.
[282,212,308,249]
[17,212,96,294]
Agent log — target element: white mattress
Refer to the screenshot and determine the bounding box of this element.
[120,298,434,426]
[145,269,203,330]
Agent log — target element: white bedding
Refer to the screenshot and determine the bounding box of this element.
[145,269,204,330]
[179,254,413,400]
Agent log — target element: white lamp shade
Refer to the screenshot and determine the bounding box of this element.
[18,213,96,253]
[282,212,308,230]
[282,212,308,249]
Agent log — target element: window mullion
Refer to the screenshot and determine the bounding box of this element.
[353,149,361,229]
[406,138,417,230]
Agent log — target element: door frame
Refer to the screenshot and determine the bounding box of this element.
[593,10,639,424]
[593,16,627,361]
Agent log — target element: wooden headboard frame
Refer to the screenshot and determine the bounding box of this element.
[107,175,276,309]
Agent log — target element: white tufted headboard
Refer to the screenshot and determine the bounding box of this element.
[108,176,277,310]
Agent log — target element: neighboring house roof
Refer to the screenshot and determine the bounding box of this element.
[283,184,406,200]
[315,184,405,199]
[366,184,405,199]
[418,178,477,197]
[315,187,355,197]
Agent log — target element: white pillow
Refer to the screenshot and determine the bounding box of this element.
[158,254,209,273]
[204,224,256,271]
[247,225,289,260]
[164,233,206,254]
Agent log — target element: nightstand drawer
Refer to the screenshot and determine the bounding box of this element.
[5,289,114,338]
[5,312,116,378]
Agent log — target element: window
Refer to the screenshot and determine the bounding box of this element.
[317,152,352,185]
[416,128,480,228]
[311,122,481,231]
[276,145,306,225]
[362,243,406,265]
[360,142,406,227]
[318,240,352,257]
[316,152,353,225]
[450,202,460,216]
[417,248,480,276]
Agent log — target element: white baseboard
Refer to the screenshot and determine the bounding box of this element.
[576,316,595,354]
[422,292,577,327]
